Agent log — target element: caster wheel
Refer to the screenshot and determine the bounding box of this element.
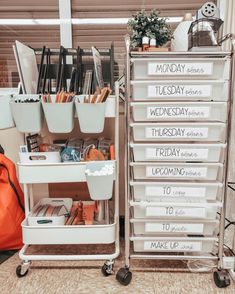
[16,265,29,278]
[116,267,132,286]
[101,262,113,276]
[213,270,230,288]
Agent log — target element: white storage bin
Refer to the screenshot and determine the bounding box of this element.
[130,201,222,220]
[10,94,43,133]
[85,161,115,200]
[131,122,226,142]
[22,220,116,245]
[131,80,229,101]
[131,102,228,122]
[131,236,217,253]
[19,151,61,165]
[130,162,223,181]
[75,96,106,133]
[130,143,226,162]
[42,96,74,133]
[130,181,223,202]
[131,219,219,236]
[27,198,72,226]
[0,94,15,129]
[131,57,230,80]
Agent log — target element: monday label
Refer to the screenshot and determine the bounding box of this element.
[146,206,206,218]
[147,106,210,119]
[148,62,213,76]
[145,223,204,234]
[147,84,211,98]
[145,127,209,139]
[146,166,208,178]
[144,241,202,252]
[145,147,208,160]
[145,186,206,198]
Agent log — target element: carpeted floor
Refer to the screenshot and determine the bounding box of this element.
[0,243,235,294]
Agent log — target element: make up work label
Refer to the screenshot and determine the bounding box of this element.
[145,127,208,139]
[147,62,213,76]
[147,84,211,98]
[144,241,202,252]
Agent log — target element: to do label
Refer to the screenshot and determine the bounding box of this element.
[145,223,204,234]
[145,185,206,198]
[146,206,206,218]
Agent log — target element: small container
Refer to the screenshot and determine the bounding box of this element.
[0,94,15,129]
[149,38,156,47]
[142,36,149,51]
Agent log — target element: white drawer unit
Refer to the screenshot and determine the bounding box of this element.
[131,219,219,236]
[130,201,222,220]
[131,80,229,101]
[131,236,217,253]
[131,162,223,181]
[130,181,223,202]
[131,122,226,142]
[130,143,226,162]
[131,102,228,122]
[131,58,230,80]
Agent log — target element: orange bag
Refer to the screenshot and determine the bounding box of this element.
[0,153,25,250]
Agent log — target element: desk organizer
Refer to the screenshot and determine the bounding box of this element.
[42,95,74,133]
[10,94,43,133]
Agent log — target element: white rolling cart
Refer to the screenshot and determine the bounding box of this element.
[16,83,120,277]
[116,36,235,287]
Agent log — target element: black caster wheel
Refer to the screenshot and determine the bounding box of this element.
[16,265,29,278]
[116,267,132,286]
[101,262,113,276]
[213,270,230,288]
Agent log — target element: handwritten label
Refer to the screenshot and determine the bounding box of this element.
[145,186,206,198]
[148,62,213,76]
[148,84,211,98]
[146,206,206,218]
[145,223,204,234]
[145,127,208,139]
[144,241,202,252]
[145,147,208,160]
[146,166,207,178]
[147,106,210,119]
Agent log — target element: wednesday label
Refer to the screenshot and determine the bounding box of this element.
[148,84,211,98]
[146,166,208,178]
[144,241,202,252]
[146,206,206,218]
[146,106,210,119]
[145,127,209,139]
[145,186,206,198]
[145,223,204,234]
[148,62,213,76]
[145,147,209,160]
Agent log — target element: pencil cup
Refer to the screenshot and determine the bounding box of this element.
[42,95,74,133]
[75,96,106,133]
[0,94,15,129]
[10,94,43,133]
[85,161,114,200]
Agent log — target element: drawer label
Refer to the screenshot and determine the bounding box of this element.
[144,241,202,252]
[148,84,211,98]
[145,127,208,139]
[145,223,204,234]
[146,106,210,119]
[145,147,208,160]
[146,166,208,178]
[145,186,206,198]
[148,62,213,76]
[146,206,206,218]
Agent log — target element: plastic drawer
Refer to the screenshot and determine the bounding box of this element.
[131,80,229,101]
[22,220,116,245]
[131,102,228,122]
[131,236,217,253]
[130,162,223,181]
[130,143,226,163]
[130,181,223,202]
[131,219,219,236]
[131,122,226,142]
[130,201,222,220]
[131,57,230,80]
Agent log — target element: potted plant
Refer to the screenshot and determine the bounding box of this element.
[128,9,173,50]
